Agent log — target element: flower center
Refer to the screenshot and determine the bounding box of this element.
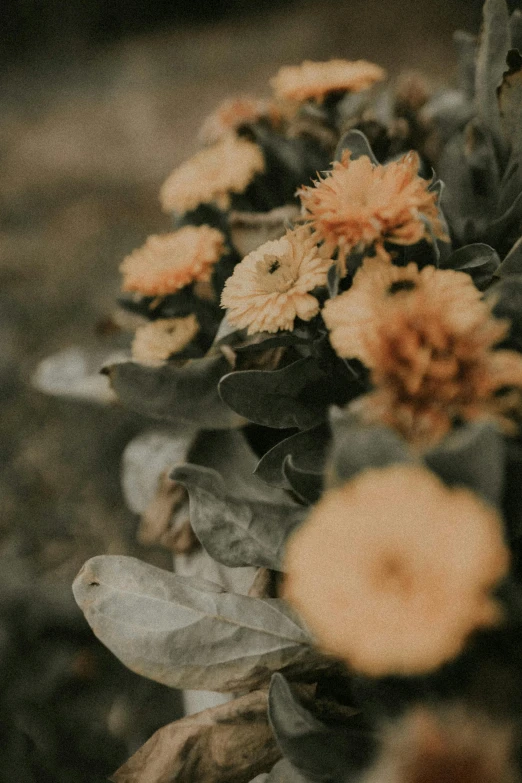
[257,253,296,293]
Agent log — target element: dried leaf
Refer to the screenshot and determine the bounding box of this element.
[104,355,243,429]
[475,0,511,139]
[73,555,315,692]
[138,472,187,547]
[172,464,305,570]
[425,422,506,509]
[219,358,331,430]
[110,690,281,783]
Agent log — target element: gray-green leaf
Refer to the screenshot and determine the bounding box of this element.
[475,0,511,140]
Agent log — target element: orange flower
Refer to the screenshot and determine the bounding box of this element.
[283,464,508,677]
[131,315,199,366]
[221,227,331,334]
[120,226,225,296]
[362,705,516,783]
[298,151,446,272]
[323,258,522,446]
[198,96,280,144]
[271,59,386,103]
[160,134,265,213]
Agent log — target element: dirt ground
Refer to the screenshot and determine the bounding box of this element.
[0,0,474,778]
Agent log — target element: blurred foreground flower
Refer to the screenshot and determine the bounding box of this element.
[284,464,508,677]
[325,258,522,446]
[120,226,225,296]
[160,134,265,213]
[221,227,331,334]
[198,96,280,144]
[131,315,199,365]
[298,151,446,271]
[271,58,386,103]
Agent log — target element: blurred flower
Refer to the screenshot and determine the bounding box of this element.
[362,705,517,783]
[283,464,508,677]
[298,151,446,272]
[120,226,225,296]
[131,315,199,366]
[324,259,522,446]
[221,227,331,334]
[271,59,386,103]
[198,96,280,144]
[160,134,265,213]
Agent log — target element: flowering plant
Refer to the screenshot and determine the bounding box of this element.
[64,0,522,779]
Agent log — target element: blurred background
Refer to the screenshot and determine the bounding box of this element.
[0,0,504,779]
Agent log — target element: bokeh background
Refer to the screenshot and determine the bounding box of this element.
[0,0,505,779]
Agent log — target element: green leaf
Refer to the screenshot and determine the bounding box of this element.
[73,555,316,692]
[453,30,477,99]
[104,355,243,429]
[172,464,305,570]
[327,415,411,488]
[255,425,330,490]
[424,422,506,509]
[282,457,323,505]
[475,0,511,139]
[334,130,378,165]
[110,690,280,783]
[264,760,309,783]
[268,674,374,783]
[219,358,331,430]
[440,243,500,290]
[498,235,522,276]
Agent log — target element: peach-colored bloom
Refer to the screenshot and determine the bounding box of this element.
[271,59,386,103]
[159,134,265,213]
[362,705,518,783]
[198,96,280,144]
[323,258,522,446]
[221,227,331,335]
[298,151,446,272]
[131,315,199,366]
[283,464,508,677]
[120,226,225,296]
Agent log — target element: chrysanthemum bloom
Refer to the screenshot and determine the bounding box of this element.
[271,59,386,103]
[297,151,446,272]
[198,96,280,144]
[120,226,225,296]
[221,227,331,334]
[362,705,518,783]
[131,315,199,366]
[159,134,265,213]
[323,258,522,446]
[283,464,508,677]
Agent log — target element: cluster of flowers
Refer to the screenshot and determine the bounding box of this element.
[71,1,522,781]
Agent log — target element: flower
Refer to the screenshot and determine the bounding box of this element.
[271,59,386,103]
[221,227,331,334]
[120,226,225,296]
[361,705,517,783]
[159,134,265,213]
[297,151,446,271]
[131,315,199,365]
[283,464,508,677]
[198,96,280,144]
[323,258,522,446]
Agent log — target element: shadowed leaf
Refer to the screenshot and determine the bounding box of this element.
[255,425,330,490]
[172,464,305,570]
[499,236,522,276]
[282,457,323,505]
[440,243,500,290]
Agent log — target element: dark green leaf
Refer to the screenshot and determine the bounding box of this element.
[73,555,316,693]
[440,243,500,290]
[489,273,522,352]
[172,464,305,570]
[504,439,522,539]
[255,425,330,490]
[424,422,505,509]
[219,358,331,430]
[104,355,242,429]
[282,457,323,505]
[498,235,522,276]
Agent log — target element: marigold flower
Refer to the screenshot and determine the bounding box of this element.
[221,227,331,334]
[198,96,280,144]
[283,464,508,677]
[362,705,516,783]
[271,59,386,103]
[298,151,446,271]
[159,134,265,213]
[324,258,522,446]
[120,226,225,296]
[131,315,199,366]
